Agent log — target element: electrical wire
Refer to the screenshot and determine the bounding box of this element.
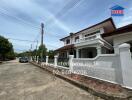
[45,0,83,26]
[0,7,39,30]
[32,0,84,50]
[8,38,37,43]
[0,0,84,52]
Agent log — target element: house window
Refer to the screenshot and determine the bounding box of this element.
[85,30,100,37]
[66,39,70,44]
[75,36,79,42]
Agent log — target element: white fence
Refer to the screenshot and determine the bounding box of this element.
[69,43,132,89]
[72,54,120,83]
[72,54,119,68]
[38,56,70,70]
[31,43,132,89]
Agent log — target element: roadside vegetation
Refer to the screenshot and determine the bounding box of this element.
[17,44,55,59]
[0,35,15,61]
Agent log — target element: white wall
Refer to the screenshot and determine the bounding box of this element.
[119,43,132,88]
[73,66,116,82]
[113,32,132,54]
[72,54,123,84]
[63,28,105,46]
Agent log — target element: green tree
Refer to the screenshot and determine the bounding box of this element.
[0,35,15,60]
[48,50,55,59]
[37,44,47,58]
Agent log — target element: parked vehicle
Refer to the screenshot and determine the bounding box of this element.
[19,57,28,63]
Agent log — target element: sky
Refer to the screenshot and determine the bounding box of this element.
[0,0,132,52]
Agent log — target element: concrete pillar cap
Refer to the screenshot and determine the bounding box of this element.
[119,43,130,49]
[54,55,58,58]
[69,55,74,58]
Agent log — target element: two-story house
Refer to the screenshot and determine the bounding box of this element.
[55,18,117,58]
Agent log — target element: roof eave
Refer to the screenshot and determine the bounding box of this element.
[60,17,116,41]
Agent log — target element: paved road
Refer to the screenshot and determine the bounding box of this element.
[0,60,103,100]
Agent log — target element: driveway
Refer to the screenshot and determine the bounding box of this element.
[0,60,103,100]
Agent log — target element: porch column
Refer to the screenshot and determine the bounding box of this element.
[97,46,101,55]
[76,49,79,58]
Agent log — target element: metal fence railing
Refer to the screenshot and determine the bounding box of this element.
[48,58,54,64]
[57,58,69,67]
[38,58,46,62]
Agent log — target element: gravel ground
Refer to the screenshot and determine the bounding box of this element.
[0,60,103,100]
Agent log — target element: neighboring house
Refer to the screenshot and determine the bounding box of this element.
[56,17,132,58]
[55,18,117,58]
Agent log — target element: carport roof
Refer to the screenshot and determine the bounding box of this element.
[55,44,74,52]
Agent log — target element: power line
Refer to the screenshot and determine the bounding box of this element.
[32,0,83,50]
[0,7,64,39]
[42,0,83,39]
[0,3,78,40]
[45,0,83,26]
[8,38,37,43]
[0,0,84,51]
[0,7,39,30]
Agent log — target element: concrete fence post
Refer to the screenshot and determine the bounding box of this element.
[31,56,32,61]
[119,43,132,88]
[30,56,32,62]
[54,55,58,68]
[46,56,49,65]
[69,55,74,72]
[37,56,39,63]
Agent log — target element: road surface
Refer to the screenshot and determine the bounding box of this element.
[0,60,103,100]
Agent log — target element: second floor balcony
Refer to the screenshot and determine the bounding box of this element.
[74,34,113,50]
[75,34,97,44]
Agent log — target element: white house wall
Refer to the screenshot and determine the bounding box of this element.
[63,27,105,45]
[113,32,132,54]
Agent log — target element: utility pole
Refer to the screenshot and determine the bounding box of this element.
[41,23,44,62]
[41,23,44,46]
[36,40,38,61]
[30,44,32,61]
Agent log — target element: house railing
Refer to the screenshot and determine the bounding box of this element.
[76,35,97,43]
[72,58,94,67]
[48,58,54,64]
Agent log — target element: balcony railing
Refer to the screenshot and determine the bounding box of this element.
[75,35,97,44]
